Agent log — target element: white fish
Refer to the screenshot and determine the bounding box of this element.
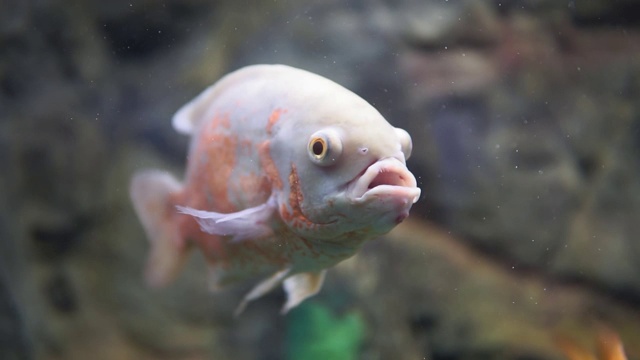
[130,64,421,314]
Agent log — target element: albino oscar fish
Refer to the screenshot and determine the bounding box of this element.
[130,64,421,314]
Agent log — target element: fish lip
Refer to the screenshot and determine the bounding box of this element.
[347,157,421,204]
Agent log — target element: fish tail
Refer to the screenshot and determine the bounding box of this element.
[130,170,187,287]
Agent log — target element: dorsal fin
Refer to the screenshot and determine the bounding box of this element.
[172,82,220,135]
[172,64,290,134]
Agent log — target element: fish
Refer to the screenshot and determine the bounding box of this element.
[129,64,421,314]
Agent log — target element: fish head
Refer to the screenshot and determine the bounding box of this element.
[270,95,421,241]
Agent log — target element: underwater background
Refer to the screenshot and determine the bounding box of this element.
[1,0,639,359]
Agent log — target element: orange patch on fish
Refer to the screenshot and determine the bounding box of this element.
[280,163,316,230]
[259,141,283,190]
[188,114,237,212]
[266,108,285,135]
[237,173,270,204]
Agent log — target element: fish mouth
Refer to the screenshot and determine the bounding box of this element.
[347,157,421,204]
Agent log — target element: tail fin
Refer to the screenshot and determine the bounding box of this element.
[130,170,186,287]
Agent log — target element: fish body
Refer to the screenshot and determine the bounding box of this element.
[130,64,421,313]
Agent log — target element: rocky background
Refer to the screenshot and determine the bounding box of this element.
[1,0,639,359]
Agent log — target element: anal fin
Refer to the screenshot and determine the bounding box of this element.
[281,270,327,314]
[234,268,291,316]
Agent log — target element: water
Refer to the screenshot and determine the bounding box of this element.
[1,0,638,359]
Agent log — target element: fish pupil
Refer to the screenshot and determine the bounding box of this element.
[312,140,324,156]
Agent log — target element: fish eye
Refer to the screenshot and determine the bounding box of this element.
[395,127,413,160]
[311,138,326,157]
[307,129,343,166]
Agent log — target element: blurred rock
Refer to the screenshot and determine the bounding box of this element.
[332,219,640,359]
[571,0,640,27]
[0,202,32,360]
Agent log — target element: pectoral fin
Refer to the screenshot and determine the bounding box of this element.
[281,270,327,314]
[177,196,276,242]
